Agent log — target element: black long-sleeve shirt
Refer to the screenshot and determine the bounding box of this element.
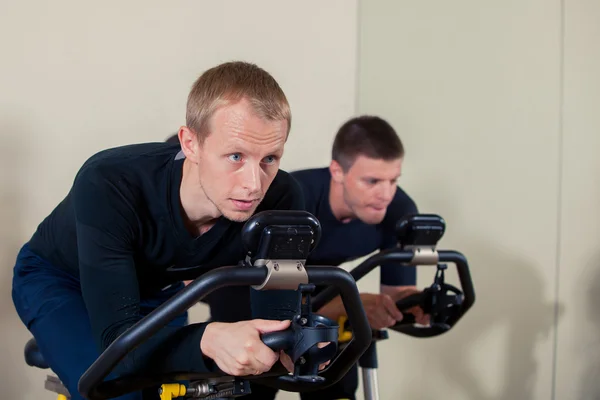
[27,142,304,377]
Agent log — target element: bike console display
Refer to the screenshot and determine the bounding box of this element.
[312,213,475,339]
[77,210,371,400]
[242,210,321,291]
[242,210,321,262]
[395,214,446,248]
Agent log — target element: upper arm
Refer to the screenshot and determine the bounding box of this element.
[71,168,141,350]
[71,166,216,376]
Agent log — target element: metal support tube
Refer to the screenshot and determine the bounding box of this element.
[362,368,380,400]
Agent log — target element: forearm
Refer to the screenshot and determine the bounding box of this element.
[137,322,217,375]
[73,171,219,378]
[101,320,217,377]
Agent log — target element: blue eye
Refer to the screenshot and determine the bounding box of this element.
[263,155,276,164]
[228,153,242,162]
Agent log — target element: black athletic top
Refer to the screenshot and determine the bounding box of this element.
[27,142,304,377]
[249,167,418,320]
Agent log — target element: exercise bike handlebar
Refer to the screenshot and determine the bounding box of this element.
[78,264,371,400]
[311,248,475,337]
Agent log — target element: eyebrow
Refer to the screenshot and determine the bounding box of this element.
[222,144,284,157]
[362,175,401,181]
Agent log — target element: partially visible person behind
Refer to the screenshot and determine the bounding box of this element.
[12,61,309,400]
[246,115,429,400]
[295,115,427,325]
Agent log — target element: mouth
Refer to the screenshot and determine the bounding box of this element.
[230,198,258,211]
[368,205,387,212]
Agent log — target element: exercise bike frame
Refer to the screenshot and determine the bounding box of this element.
[311,214,476,400]
[76,210,373,400]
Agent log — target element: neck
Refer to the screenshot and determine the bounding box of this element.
[179,158,221,235]
[328,178,354,223]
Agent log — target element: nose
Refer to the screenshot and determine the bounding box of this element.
[241,162,261,194]
[378,182,395,202]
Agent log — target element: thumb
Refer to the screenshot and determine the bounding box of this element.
[253,319,291,333]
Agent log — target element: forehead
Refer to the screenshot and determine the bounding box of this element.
[207,100,288,152]
[348,155,403,178]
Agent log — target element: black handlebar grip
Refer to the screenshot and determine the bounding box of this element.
[395,293,425,312]
[261,330,295,352]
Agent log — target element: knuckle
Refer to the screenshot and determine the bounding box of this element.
[236,353,250,366]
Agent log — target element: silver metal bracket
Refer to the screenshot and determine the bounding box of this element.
[45,375,71,397]
[404,245,439,265]
[251,259,309,290]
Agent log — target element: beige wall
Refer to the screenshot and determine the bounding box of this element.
[0,1,357,399]
[358,0,599,399]
[2,1,599,399]
[555,0,600,398]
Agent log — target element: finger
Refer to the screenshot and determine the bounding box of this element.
[366,314,379,329]
[279,351,294,373]
[234,350,273,376]
[253,319,291,333]
[253,339,281,371]
[417,312,431,325]
[250,354,274,374]
[382,295,404,321]
[369,311,387,330]
[405,306,420,317]
[396,286,420,300]
[387,315,398,327]
[214,358,234,375]
[374,308,395,328]
[319,362,330,370]
[237,337,277,375]
[409,306,426,322]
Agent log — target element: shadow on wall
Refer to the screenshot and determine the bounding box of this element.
[578,254,600,399]
[401,184,564,400]
[0,116,35,398]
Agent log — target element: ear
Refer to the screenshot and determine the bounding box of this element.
[329,160,345,183]
[179,126,201,163]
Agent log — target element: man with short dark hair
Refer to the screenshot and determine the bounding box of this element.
[238,115,428,400]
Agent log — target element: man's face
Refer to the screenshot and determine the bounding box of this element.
[333,155,403,224]
[186,99,288,222]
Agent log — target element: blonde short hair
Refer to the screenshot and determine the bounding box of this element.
[186,61,291,142]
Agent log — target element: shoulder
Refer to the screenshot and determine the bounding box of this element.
[290,167,330,189]
[290,167,330,197]
[72,142,180,208]
[259,169,305,211]
[287,167,330,214]
[268,169,303,195]
[75,142,179,184]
